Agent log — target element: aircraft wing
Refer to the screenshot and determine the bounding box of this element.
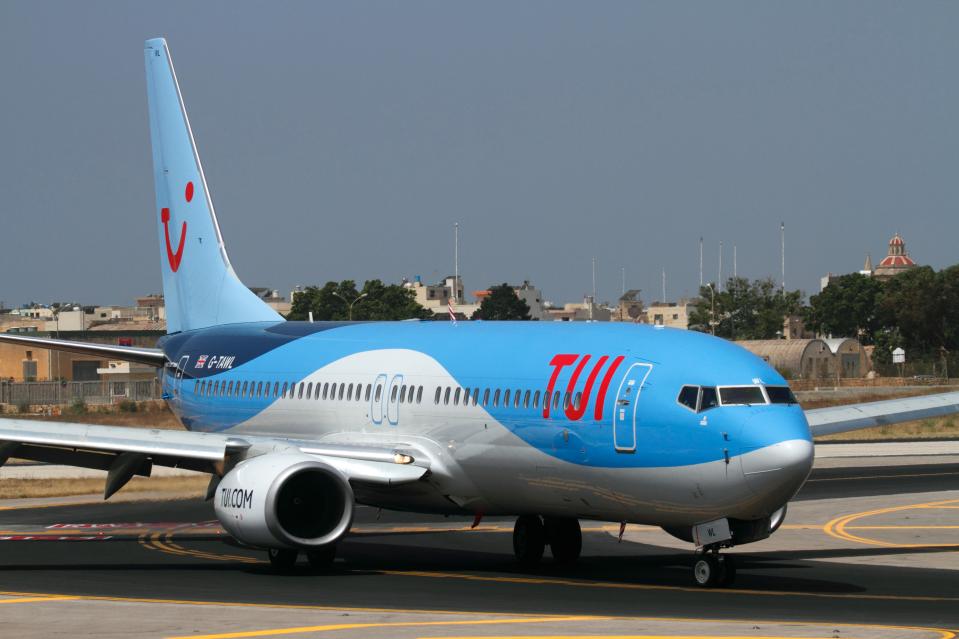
[0,419,427,498]
[805,391,959,437]
[0,333,166,368]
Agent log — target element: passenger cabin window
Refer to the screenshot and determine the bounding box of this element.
[766,386,798,404]
[719,386,766,406]
[471,388,478,406]
[366,385,373,402]
[514,390,521,408]
[417,386,424,404]
[493,389,500,407]
[444,387,451,405]
[375,384,383,402]
[434,387,441,404]
[483,389,490,406]
[677,385,699,411]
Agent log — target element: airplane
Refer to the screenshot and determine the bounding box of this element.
[2,37,958,588]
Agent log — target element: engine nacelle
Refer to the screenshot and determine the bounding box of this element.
[214,453,354,549]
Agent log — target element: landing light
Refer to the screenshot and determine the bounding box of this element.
[393,453,414,465]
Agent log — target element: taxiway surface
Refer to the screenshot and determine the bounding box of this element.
[1,462,957,638]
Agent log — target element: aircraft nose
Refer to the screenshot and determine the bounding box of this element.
[740,415,814,507]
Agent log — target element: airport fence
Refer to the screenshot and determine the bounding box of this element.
[0,379,161,407]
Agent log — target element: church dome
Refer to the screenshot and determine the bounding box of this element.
[875,233,916,274]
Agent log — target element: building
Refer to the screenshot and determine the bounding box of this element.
[250,288,291,315]
[821,232,919,290]
[737,337,865,380]
[611,290,645,323]
[645,299,696,329]
[406,276,480,319]
[545,298,611,322]
[472,281,547,320]
[872,233,917,280]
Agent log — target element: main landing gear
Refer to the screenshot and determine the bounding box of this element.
[512,515,582,566]
[266,544,337,573]
[692,546,736,587]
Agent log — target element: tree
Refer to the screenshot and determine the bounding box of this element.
[287,280,432,321]
[876,266,944,355]
[473,284,531,320]
[805,273,883,343]
[688,277,803,340]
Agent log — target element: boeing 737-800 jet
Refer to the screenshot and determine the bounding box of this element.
[2,38,958,587]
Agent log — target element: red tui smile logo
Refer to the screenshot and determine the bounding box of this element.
[161,181,193,272]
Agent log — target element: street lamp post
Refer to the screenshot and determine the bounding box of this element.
[332,292,369,321]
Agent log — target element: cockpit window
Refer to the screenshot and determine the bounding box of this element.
[677,385,699,411]
[719,386,766,406]
[766,386,798,404]
[700,386,719,411]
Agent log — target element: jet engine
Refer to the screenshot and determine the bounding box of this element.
[214,452,354,549]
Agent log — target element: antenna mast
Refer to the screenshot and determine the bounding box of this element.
[699,237,703,288]
[780,221,786,296]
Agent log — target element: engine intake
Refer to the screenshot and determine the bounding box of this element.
[214,453,354,549]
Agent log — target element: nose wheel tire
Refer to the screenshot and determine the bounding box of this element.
[267,548,298,573]
[545,517,582,564]
[513,515,546,566]
[693,554,736,587]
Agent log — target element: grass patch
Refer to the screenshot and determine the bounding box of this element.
[0,475,208,500]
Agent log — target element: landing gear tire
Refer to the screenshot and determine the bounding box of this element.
[718,555,736,586]
[545,517,582,564]
[693,553,735,587]
[267,548,298,573]
[306,545,337,572]
[513,515,546,567]
[693,555,718,587]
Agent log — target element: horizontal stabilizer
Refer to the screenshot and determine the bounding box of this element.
[0,333,166,367]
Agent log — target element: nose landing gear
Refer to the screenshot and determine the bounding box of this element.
[693,546,736,587]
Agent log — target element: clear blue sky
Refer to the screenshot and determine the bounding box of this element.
[1,1,956,308]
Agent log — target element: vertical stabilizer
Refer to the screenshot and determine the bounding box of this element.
[144,38,282,333]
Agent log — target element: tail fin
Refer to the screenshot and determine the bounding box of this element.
[144,38,282,333]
